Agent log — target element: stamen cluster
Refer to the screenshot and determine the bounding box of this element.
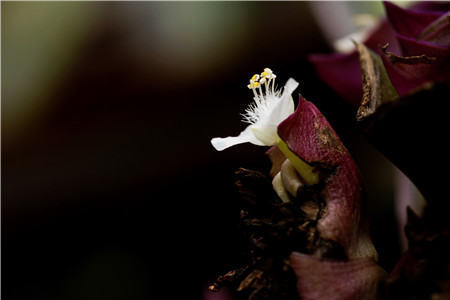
[247,68,277,90]
[243,68,280,125]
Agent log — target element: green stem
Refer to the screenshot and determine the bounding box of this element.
[275,138,319,186]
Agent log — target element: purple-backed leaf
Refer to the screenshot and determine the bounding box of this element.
[410,1,450,13]
[389,250,420,279]
[419,14,450,46]
[278,96,377,260]
[396,33,450,58]
[290,252,387,300]
[384,1,443,39]
[310,2,449,108]
[379,43,437,97]
[381,59,433,97]
[386,35,450,89]
[364,17,401,55]
[278,96,350,169]
[380,3,450,93]
[309,52,363,107]
[309,14,399,108]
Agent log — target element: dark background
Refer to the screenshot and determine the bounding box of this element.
[3,2,409,299]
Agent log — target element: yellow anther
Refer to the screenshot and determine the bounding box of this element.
[248,69,276,89]
[248,74,262,89]
[247,81,260,89]
[261,68,275,80]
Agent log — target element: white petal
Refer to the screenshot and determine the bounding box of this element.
[211,78,298,152]
[257,78,297,128]
[251,125,279,146]
[284,78,299,97]
[211,126,264,151]
[277,78,298,120]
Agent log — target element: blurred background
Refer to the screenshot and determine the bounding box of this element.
[2,2,420,299]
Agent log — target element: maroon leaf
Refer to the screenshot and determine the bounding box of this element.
[290,252,387,300]
[310,1,450,107]
[278,96,377,260]
[364,17,401,54]
[379,40,450,97]
[419,14,450,47]
[309,52,363,107]
[384,1,443,39]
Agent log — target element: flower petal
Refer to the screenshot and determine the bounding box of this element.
[277,78,297,121]
[211,78,298,152]
[257,78,297,128]
[281,78,299,108]
[251,125,279,146]
[211,125,264,151]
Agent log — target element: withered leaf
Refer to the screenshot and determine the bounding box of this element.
[354,41,399,122]
[381,43,437,65]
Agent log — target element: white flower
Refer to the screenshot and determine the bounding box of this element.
[211,68,319,187]
[211,68,299,151]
